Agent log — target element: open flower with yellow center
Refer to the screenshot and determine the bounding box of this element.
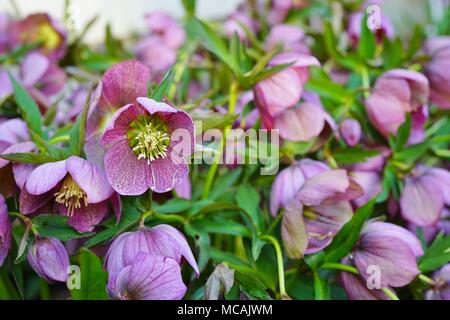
[101,97,195,195]
[20,156,120,233]
[10,13,67,62]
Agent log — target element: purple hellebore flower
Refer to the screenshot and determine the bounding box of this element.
[347,11,394,45]
[9,13,67,62]
[0,195,11,266]
[400,166,450,227]
[253,53,320,130]
[350,171,382,207]
[108,252,186,300]
[347,221,423,289]
[85,60,151,167]
[423,36,450,109]
[101,97,194,195]
[340,258,391,300]
[425,264,450,300]
[339,118,362,147]
[224,12,257,41]
[144,11,185,50]
[0,13,11,54]
[273,159,363,257]
[0,52,66,109]
[365,69,429,139]
[265,24,309,54]
[105,224,199,277]
[0,119,36,198]
[27,237,70,283]
[21,156,119,233]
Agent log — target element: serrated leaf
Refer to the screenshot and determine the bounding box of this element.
[333,147,379,165]
[0,152,59,164]
[419,233,450,273]
[358,13,376,60]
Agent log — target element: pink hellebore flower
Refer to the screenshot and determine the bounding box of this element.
[85,60,151,166]
[224,12,257,41]
[101,97,194,195]
[0,195,11,266]
[27,237,70,283]
[365,69,429,139]
[0,13,11,54]
[423,36,450,109]
[9,13,67,62]
[271,159,363,257]
[21,156,119,233]
[105,224,199,300]
[347,11,394,45]
[265,24,309,54]
[254,53,320,130]
[341,221,423,300]
[400,166,450,227]
[426,264,450,300]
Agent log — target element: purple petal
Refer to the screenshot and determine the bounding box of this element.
[0,195,11,266]
[400,175,444,227]
[12,163,36,190]
[428,168,450,205]
[147,150,189,193]
[66,156,113,203]
[175,177,191,199]
[64,201,109,233]
[0,141,35,168]
[101,104,143,145]
[136,97,177,114]
[350,171,382,207]
[0,118,29,145]
[104,140,150,196]
[25,160,67,195]
[282,199,308,258]
[297,170,350,206]
[339,118,362,147]
[19,188,53,215]
[20,52,49,87]
[275,102,326,141]
[340,269,391,300]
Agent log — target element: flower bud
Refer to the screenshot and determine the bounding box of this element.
[339,119,361,147]
[0,195,11,266]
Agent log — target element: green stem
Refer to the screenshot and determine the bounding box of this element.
[260,235,286,298]
[382,288,399,300]
[361,66,370,99]
[418,274,435,286]
[201,81,238,199]
[153,213,186,224]
[48,135,70,145]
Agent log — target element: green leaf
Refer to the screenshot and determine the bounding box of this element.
[333,147,379,165]
[234,271,271,300]
[28,131,67,159]
[394,141,430,164]
[32,215,94,241]
[313,270,330,300]
[193,112,239,135]
[394,113,411,152]
[71,248,109,300]
[305,66,354,104]
[358,13,376,60]
[209,167,242,200]
[191,218,251,237]
[235,184,263,232]
[382,36,404,69]
[419,233,450,273]
[182,0,196,16]
[153,198,192,214]
[150,69,174,102]
[69,88,92,156]
[8,72,42,138]
[323,198,376,263]
[186,18,240,75]
[0,152,58,164]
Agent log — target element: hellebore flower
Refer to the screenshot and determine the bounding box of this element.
[365,69,429,138]
[0,13,10,54]
[9,13,67,62]
[21,156,118,233]
[105,224,199,277]
[108,253,186,300]
[350,171,382,207]
[423,36,450,109]
[254,52,320,130]
[339,118,362,147]
[101,97,194,195]
[27,237,70,283]
[224,12,257,41]
[85,60,151,166]
[0,119,35,198]
[265,24,309,54]
[347,221,423,289]
[0,195,11,266]
[400,166,450,227]
[347,11,394,45]
[425,264,450,300]
[273,159,363,257]
[0,52,66,108]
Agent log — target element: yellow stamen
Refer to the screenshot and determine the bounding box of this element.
[54,176,88,216]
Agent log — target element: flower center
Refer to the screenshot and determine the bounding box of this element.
[37,23,60,50]
[54,176,88,216]
[128,115,170,164]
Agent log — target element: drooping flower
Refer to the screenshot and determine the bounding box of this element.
[105,224,199,277]
[85,60,151,166]
[265,24,309,54]
[224,12,257,41]
[0,194,11,266]
[253,52,320,130]
[423,36,450,109]
[101,97,194,195]
[400,166,450,227]
[21,156,119,232]
[339,118,362,147]
[0,119,35,198]
[344,221,422,292]
[27,237,70,283]
[365,69,429,138]
[425,264,450,300]
[108,252,186,300]
[0,52,66,108]
[273,159,363,257]
[347,11,394,45]
[9,13,67,61]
